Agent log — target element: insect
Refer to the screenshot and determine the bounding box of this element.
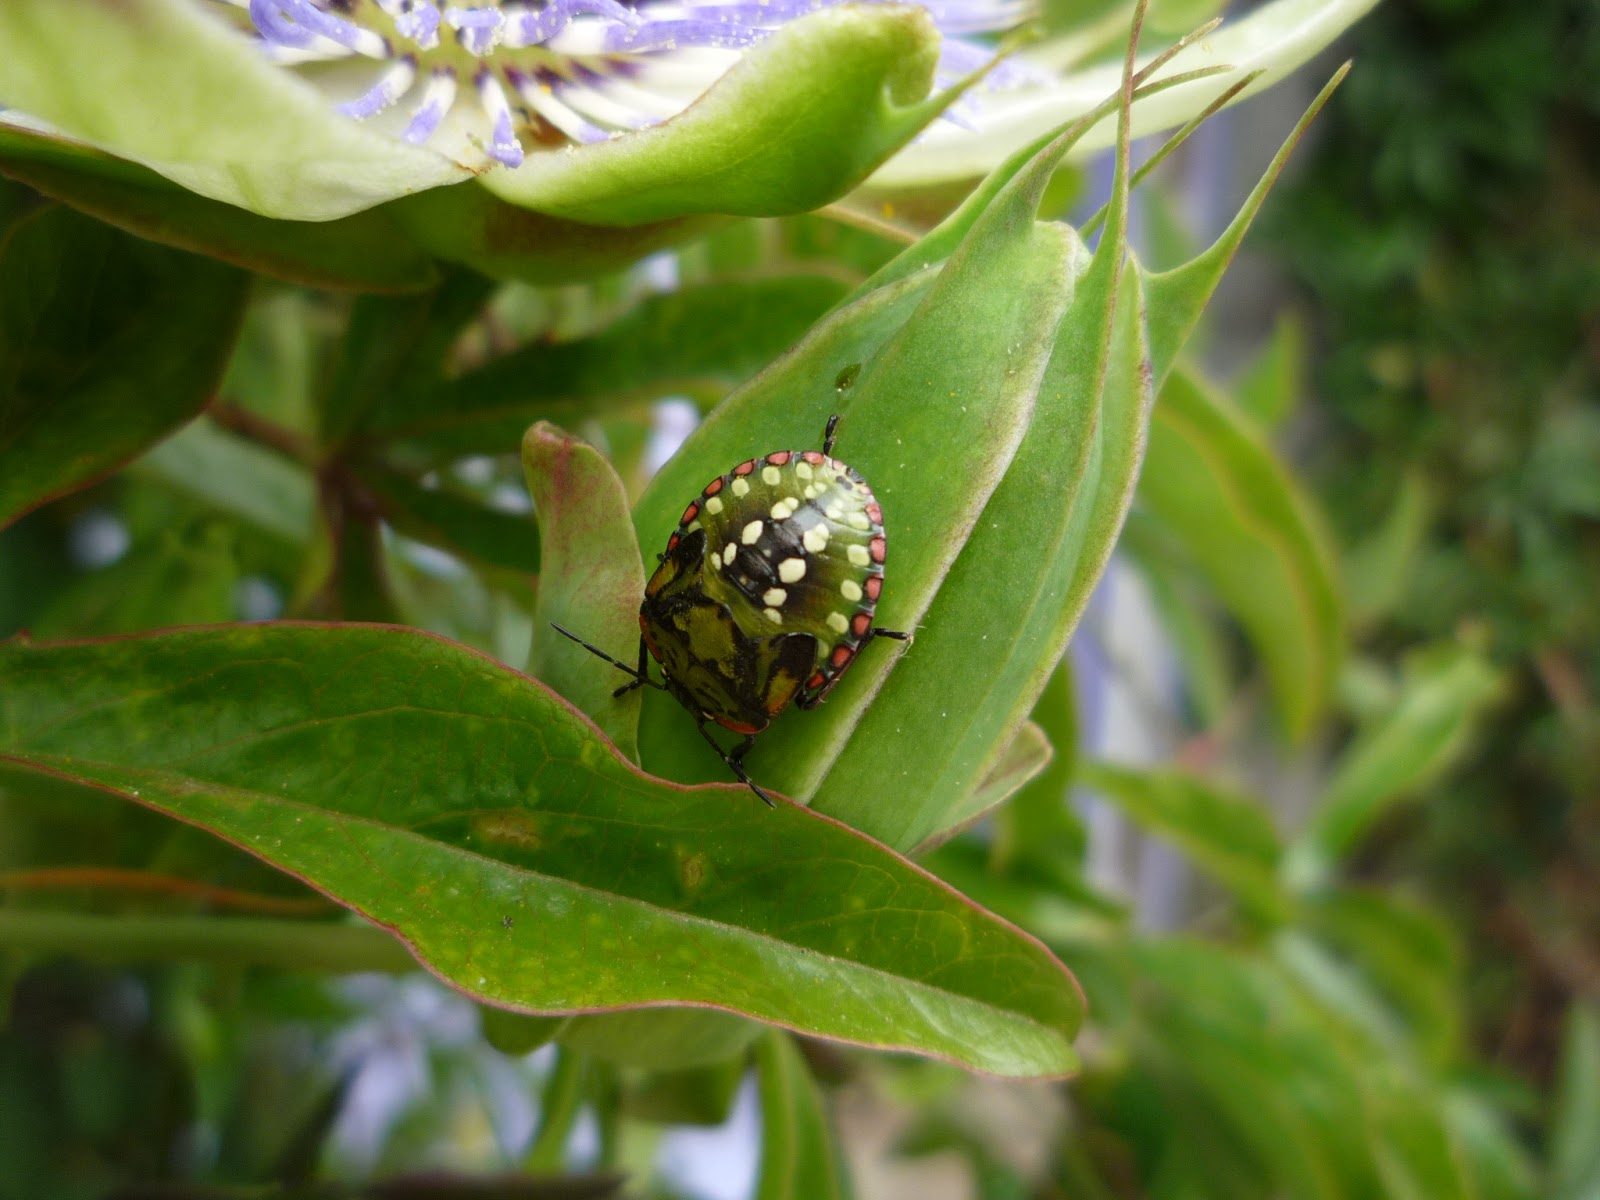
[555,413,908,805]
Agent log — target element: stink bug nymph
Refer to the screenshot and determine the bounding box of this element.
[555,414,908,805]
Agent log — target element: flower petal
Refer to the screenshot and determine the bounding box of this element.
[868,0,1380,188]
[0,0,468,221]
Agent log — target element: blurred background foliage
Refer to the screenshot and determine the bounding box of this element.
[1,0,1597,1197]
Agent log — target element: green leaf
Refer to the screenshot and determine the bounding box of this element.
[913,720,1055,856]
[1367,1074,1474,1200]
[31,521,240,638]
[1233,312,1305,429]
[1288,645,1502,883]
[0,126,440,293]
[479,6,952,224]
[1143,63,1350,386]
[1343,470,1432,630]
[0,205,247,528]
[755,1032,848,1200]
[132,419,315,549]
[1551,1004,1600,1200]
[0,626,1083,1078]
[389,186,721,286]
[1443,1091,1538,1200]
[1119,510,1237,727]
[0,0,465,221]
[364,277,849,458]
[1298,886,1461,1068]
[321,273,498,446]
[353,462,542,578]
[620,1056,746,1125]
[1136,365,1343,741]
[558,1009,762,1071]
[523,423,646,761]
[990,662,1086,881]
[1082,763,1288,926]
[628,168,1066,810]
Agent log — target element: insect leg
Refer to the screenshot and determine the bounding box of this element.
[822,412,840,458]
[868,627,910,642]
[548,624,665,696]
[694,720,776,808]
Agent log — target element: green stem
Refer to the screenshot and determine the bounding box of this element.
[0,910,416,973]
[525,1047,587,1172]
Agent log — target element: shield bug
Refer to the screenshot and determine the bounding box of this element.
[555,414,908,805]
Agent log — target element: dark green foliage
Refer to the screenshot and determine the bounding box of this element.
[1272,0,1600,1076]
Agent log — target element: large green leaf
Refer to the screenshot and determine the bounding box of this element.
[0,205,247,527]
[0,625,1082,1078]
[1136,366,1343,741]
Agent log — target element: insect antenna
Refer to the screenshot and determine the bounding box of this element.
[549,624,665,694]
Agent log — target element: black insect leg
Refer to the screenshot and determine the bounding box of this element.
[694,719,776,808]
[867,627,910,643]
[822,413,840,457]
[548,624,665,697]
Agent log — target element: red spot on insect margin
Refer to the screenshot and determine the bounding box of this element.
[865,502,882,524]
[666,533,680,551]
[713,714,763,735]
[851,612,872,638]
[807,671,827,690]
[869,536,886,564]
[703,476,724,497]
[864,575,883,601]
[733,460,756,476]
[766,451,791,466]
[831,645,855,670]
[801,451,825,465]
[680,501,700,525]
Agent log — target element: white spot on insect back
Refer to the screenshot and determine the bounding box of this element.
[847,544,870,567]
[803,526,829,554]
[704,495,723,515]
[778,557,806,583]
[764,587,787,607]
[762,466,782,486]
[764,607,783,624]
[826,612,849,634]
[709,549,722,568]
[771,497,799,521]
[847,511,871,531]
[795,461,814,480]
[731,476,750,497]
[723,541,737,564]
[741,520,763,545]
[840,579,863,602]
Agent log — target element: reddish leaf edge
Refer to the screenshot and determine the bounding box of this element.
[0,619,1086,1079]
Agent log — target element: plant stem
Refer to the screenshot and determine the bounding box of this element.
[525,1047,586,1172]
